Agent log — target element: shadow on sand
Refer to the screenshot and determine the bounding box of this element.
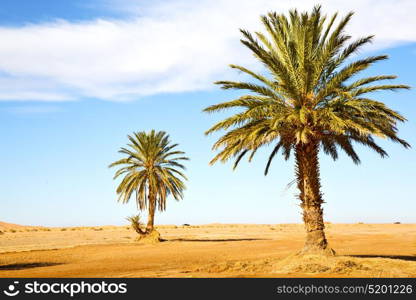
[162,238,268,242]
[0,262,62,271]
[351,255,416,262]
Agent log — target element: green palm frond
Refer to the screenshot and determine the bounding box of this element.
[204,5,410,174]
[109,130,188,211]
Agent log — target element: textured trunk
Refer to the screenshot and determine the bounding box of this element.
[295,142,334,255]
[146,192,156,233]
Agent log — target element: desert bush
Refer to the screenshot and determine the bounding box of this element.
[9,229,16,233]
[127,215,146,235]
[61,228,67,231]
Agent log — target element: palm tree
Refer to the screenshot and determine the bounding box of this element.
[204,6,410,254]
[109,130,188,235]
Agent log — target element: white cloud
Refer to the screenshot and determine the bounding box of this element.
[0,0,415,102]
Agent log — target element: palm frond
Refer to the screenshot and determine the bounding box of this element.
[204,5,409,174]
[109,130,189,212]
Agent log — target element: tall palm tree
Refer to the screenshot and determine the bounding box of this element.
[109,130,188,234]
[204,6,410,254]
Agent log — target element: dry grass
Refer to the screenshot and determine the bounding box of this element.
[272,254,416,277]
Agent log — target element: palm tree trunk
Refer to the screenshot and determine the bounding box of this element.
[295,142,334,255]
[146,192,156,233]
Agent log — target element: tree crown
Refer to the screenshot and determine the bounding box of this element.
[204,5,410,174]
[109,130,188,211]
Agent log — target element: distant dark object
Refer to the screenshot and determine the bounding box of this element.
[394,222,401,224]
[182,224,190,226]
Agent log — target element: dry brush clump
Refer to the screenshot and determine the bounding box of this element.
[127,215,145,235]
[273,254,416,277]
[194,255,416,277]
[127,215,161,243]
[195,259,274,274]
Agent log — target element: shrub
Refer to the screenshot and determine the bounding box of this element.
[127,215,146,235]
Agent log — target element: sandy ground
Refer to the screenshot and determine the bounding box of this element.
[0,223,415,277]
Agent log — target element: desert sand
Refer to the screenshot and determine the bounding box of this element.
[0,223,415,277]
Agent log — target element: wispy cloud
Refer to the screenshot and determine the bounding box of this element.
[0,0,415,102]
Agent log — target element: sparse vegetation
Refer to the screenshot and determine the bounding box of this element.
[0,3,412,281]
[127,215,145,235]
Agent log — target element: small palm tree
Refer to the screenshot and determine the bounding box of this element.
[204,6,410,254]
[109,130,188,235]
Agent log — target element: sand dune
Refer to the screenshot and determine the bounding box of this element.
[0,223,415,277]
[0,221,42,231]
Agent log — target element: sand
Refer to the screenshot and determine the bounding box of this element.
[0,223,415,277]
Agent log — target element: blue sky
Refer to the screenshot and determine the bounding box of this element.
[0,0,415,226]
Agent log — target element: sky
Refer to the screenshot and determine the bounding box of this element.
[0,0,415,226]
